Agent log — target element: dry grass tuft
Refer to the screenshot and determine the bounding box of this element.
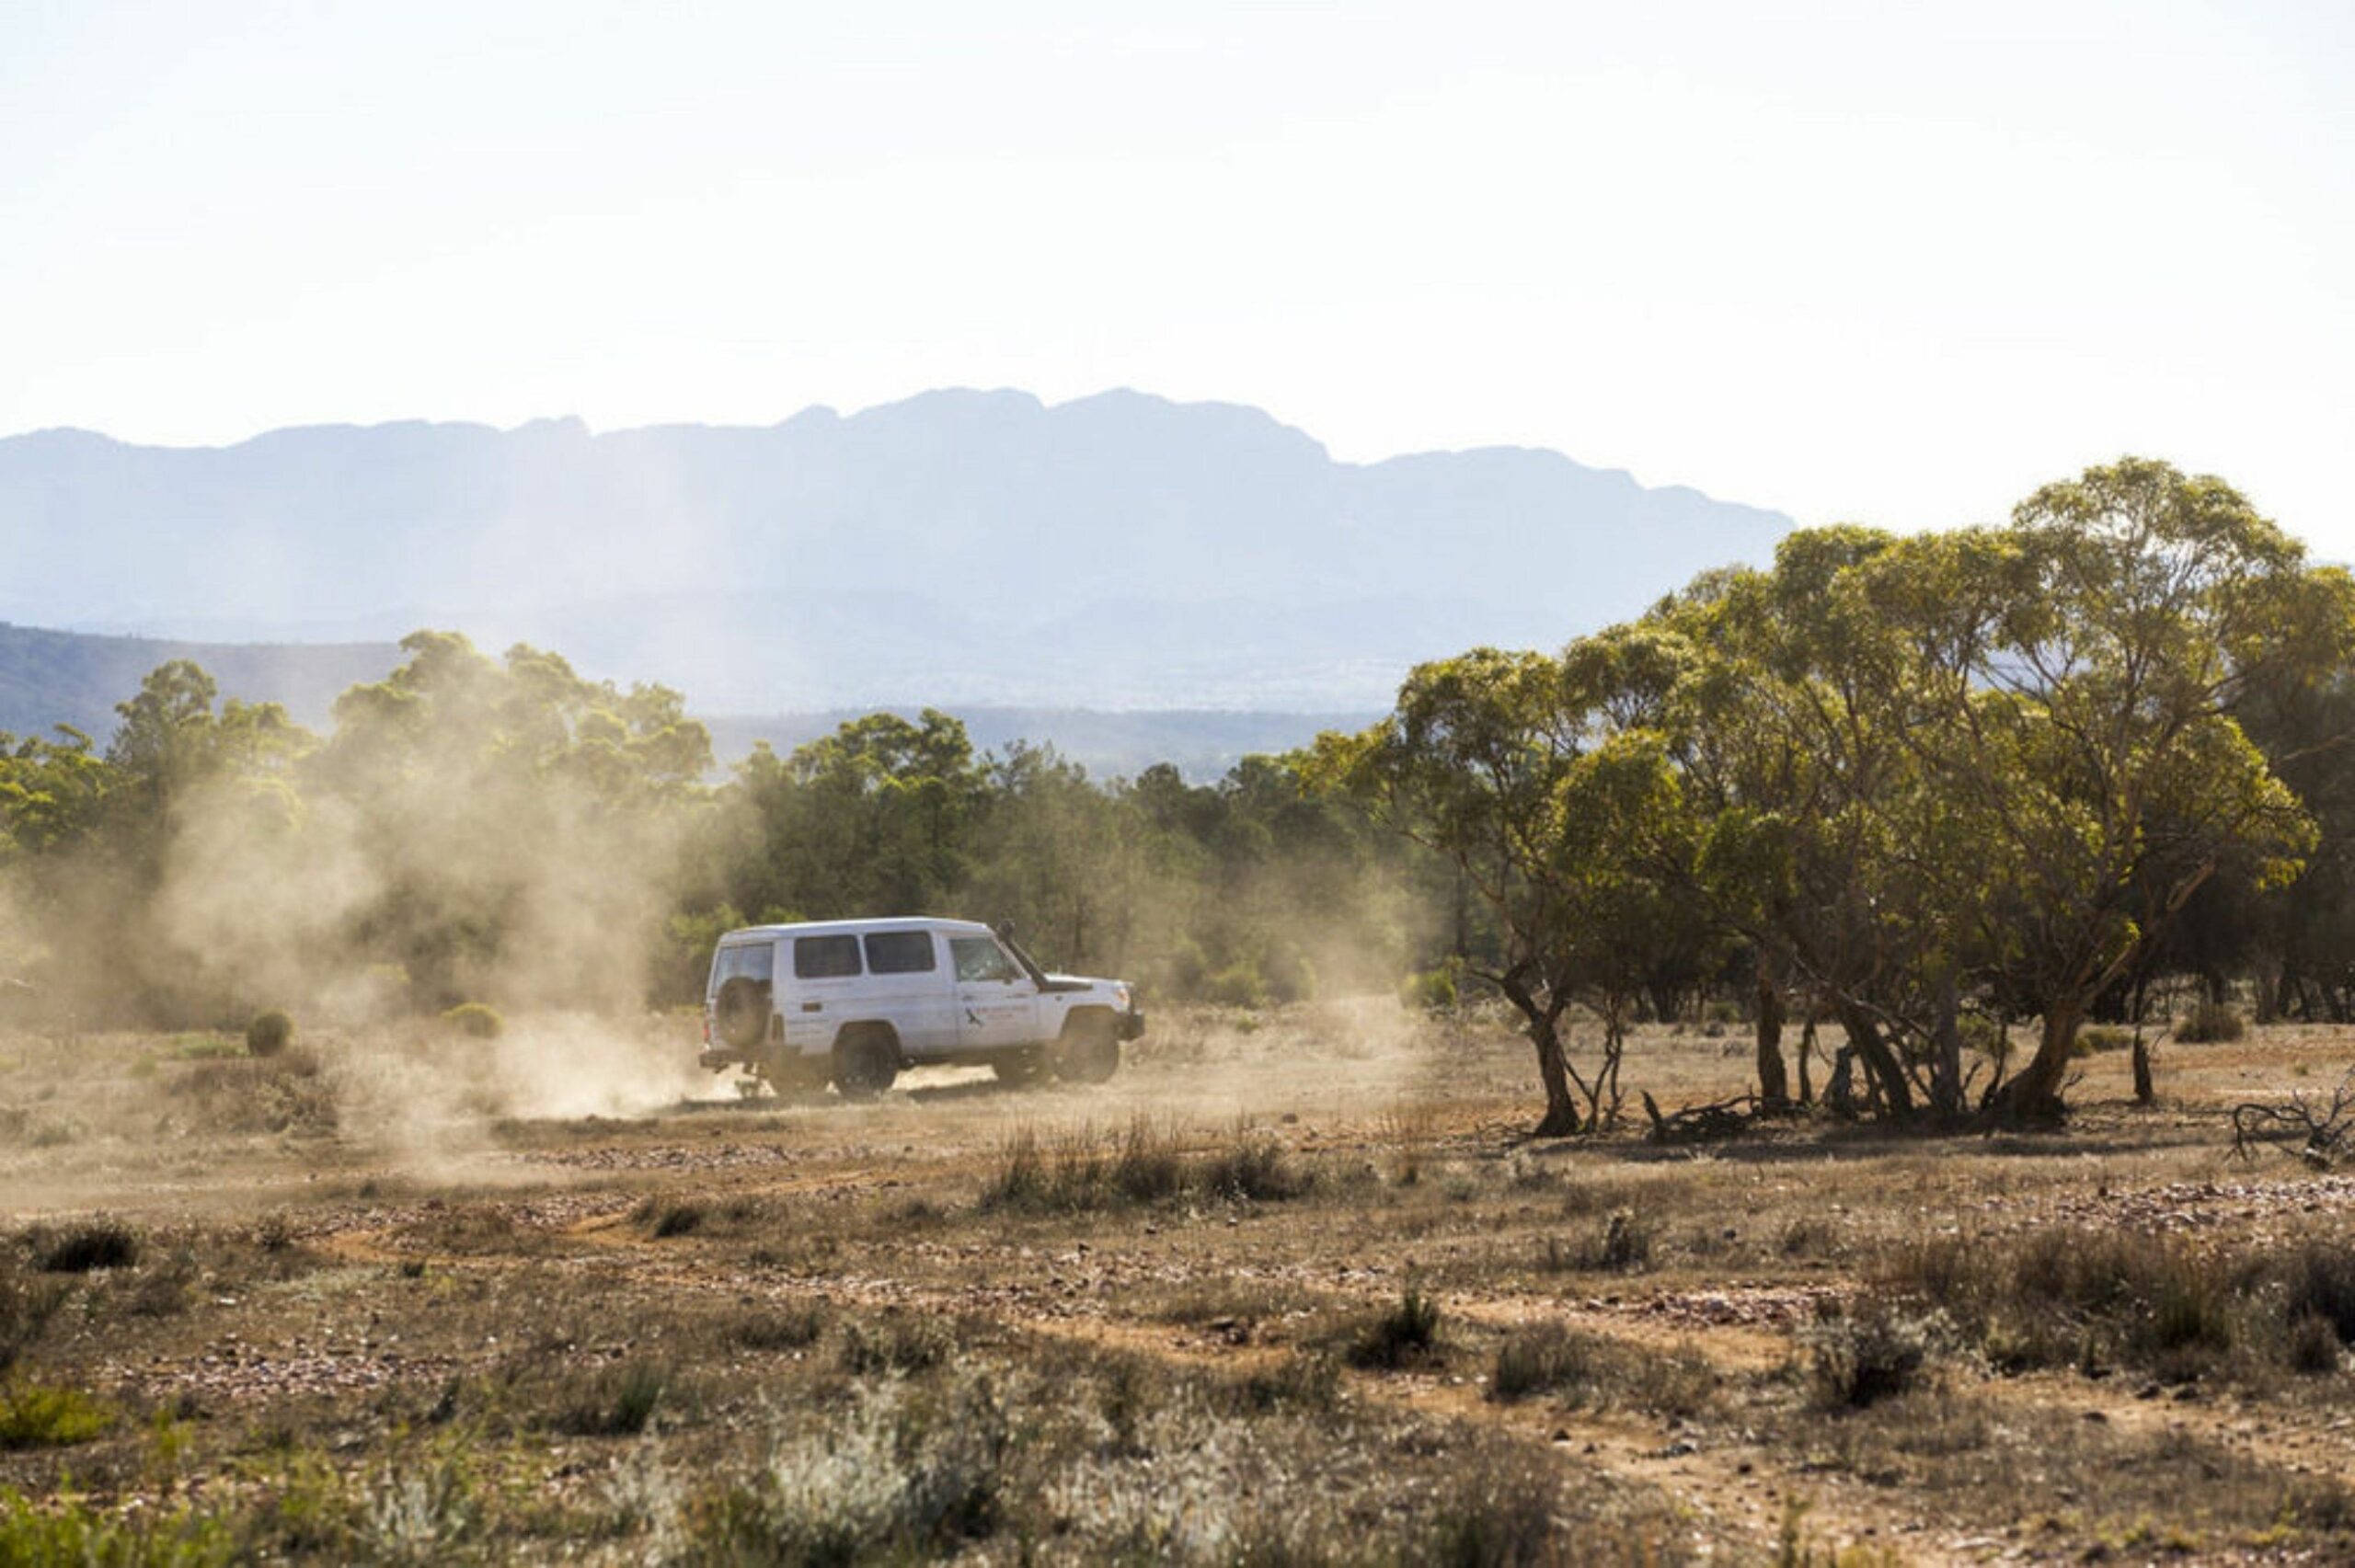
[1346,1278,1442,1369]
[37,1220,139,1275]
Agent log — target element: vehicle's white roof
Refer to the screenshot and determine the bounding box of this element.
[718,916,994,941]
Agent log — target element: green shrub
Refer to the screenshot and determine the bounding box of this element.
[440,1002,504,1040]
[2176,1001,2245,1043]
[1398,961,1461,1013]
[1958,1013,2007,1058]
[247,1009,294,1058]
[1201,962,1271,1010]
[0,1487,233,1565]
[0,1382,112,1448]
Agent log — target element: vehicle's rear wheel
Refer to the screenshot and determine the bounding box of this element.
[992,1048,1050,1086]
[1054,1015,1120,1085]
[832,1029,900,1100]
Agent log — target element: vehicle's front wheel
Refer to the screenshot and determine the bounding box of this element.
[832,1030,900,1101]
[1054,1015,1120,1085]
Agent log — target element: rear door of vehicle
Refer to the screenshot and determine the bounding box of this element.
[860,927,957,1058]
[949,933,1042,1050]
[706,938,781,1052]
[782,932,866,1055]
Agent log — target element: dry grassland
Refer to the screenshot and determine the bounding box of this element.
[3,1001,2354,1563]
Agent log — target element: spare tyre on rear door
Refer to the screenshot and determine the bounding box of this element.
[715,974,771,1052]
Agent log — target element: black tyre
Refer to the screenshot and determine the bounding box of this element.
[715,976,771,1052]
[992,1049,1050,1087]
[1054,1015,1120,1085]
[832,1030,900,1100]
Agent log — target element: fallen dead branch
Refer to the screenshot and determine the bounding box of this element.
[1642,1091,1764,1146]
[2230,1068,2355,1168]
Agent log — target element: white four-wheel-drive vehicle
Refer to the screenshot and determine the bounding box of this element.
[699,917,1144,1098]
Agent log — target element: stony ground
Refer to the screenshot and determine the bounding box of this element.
[3,1001,2354,1563]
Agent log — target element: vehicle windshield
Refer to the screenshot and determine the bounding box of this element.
[950,935,1022,984]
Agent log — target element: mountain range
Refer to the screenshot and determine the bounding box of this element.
[0,389,1792,713]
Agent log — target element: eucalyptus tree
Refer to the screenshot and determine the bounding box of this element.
[1941,461,2344,1119]
[1315,642,1704,1135]
[1661,529,1941,1117]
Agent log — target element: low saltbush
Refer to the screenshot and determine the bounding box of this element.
[0,1382,112,1448]
[247,1008,294,1058]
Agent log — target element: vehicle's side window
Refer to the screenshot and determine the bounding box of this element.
[794,934,863,979]
[712,942,775,990]
[864,931,936,975]
[949,936,1019,983]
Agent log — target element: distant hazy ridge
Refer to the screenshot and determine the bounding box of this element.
[0,389,1792,713]
[0,621,1366,779]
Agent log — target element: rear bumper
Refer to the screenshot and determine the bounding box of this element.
[1119,1009,1146,1041]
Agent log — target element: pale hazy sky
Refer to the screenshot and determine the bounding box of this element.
[5,2,2349,550]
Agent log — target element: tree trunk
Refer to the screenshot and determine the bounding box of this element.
[1599,1015,1626,1127]
[1530,1018,1582,1137]
[1991,1001,2082,1125]
[1929,971,1965,1122]
[1797,1015,1816,1106]
[1833,1001,1915,1121]
[1497,968,1582,1137]
[2131,1033,2155,1104]
[1754,968,1790,1106]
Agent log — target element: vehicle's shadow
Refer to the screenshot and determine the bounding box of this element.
[663,1070,1067,1114]
[904,1079,1057,1105]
